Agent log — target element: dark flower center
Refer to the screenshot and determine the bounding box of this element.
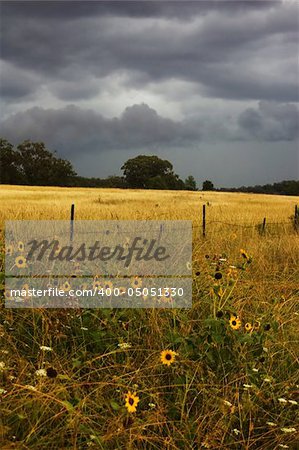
[232,320,237,326]
[129,397,134,405]
[46,367,58,378]
[165,353,172,360]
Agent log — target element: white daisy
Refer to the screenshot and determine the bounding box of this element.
[35,369,47,377]
[118,342,132,349]
[25,385,37,391]
[40,346,53,352]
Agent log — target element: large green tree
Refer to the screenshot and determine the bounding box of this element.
[0,138,24,184]
[185,175,197,191]
[16,140,76,186]
[121,155,180,189]
[202,180,214,191]
[0,139,77,186]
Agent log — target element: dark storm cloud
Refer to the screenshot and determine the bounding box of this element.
[238,101,299,141]
[0,1,298,184]
[1,101,297,159]
[0,103,201,155]
[50,78,102,101]
[1,1,298,103]
[2,1,274,21]
[0,61,39,101]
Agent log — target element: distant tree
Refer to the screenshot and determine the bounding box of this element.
[146,173,185,190]
[16,140,76,186]
[164,173,185,190]
[0,138,24,184]
[185,175,197,191]
[218,180,299,196]
[105,175,128,188]
[202,180,214,191]
[145,175,168,190]
[121,155,177,189]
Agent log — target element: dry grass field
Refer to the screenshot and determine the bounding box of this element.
[0,185,298,449]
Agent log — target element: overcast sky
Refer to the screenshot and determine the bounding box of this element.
[1,0,298,187]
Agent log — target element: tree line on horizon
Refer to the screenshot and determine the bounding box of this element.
[1,138,298,195]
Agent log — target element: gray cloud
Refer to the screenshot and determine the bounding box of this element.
[0,61,40,101]
[1,1,298,185]
[1,101,297,161]
[238,101,299,141]
[49,77,102,101]
[1,1,298,103]
[2,1,274,21]
[0,103,201,156]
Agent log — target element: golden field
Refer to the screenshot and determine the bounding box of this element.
[0,185,298,223]
[0,185,298,449]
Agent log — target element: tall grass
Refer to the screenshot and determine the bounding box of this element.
[0,186,298,449]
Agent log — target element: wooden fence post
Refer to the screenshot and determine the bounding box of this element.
[158,223,163,243]
[262,217,266,234]
[202,204,206,237]
[70,203,75,242]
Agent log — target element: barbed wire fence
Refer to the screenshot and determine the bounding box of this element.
[67,203,299,241]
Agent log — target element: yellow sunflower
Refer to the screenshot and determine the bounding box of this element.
[124,391,139,413]
[4,289,12,300]
[61,281,71,292]
[5,244,14,256]
[229,316,242,330]
[104,281,113,290]
[92,279,102,290]
[18,241,25,252]
[15,255,27,268]
[253,321,261,331]
[160,349,177,366]
[240,249,249,260]
[131,276,142,289]
[245,322,253,332]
